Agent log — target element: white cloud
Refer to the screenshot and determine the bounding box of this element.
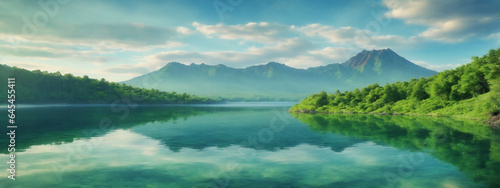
[0,13,191,52]
[37,23,189,51]
[297,24,415,49]
[150,38,316,67]
[101,38,342,75]
[488,32,500,39]
[5,61,85,75]
[299,24,367,43]
[0,39,123,68]
[273,55,326,69]
[383,0,500,42]
[101,38,365,76]
[193,22,295,43]
[176,26,195,35]
[308,47,357,62]
[100,60,165,76]
[412,60,462,72]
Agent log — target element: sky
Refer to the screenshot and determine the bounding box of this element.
[0,0,499,82]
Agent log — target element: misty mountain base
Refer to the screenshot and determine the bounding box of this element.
[291,48,500,123]
[123,49,436,101]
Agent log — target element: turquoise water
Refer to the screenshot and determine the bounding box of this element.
[0,103,499,187]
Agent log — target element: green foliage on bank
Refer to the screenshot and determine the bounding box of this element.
[0,65,220,104]
[291,48,500,121]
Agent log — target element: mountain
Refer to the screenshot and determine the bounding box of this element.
[340,49,436,83]
[123,49,437,101]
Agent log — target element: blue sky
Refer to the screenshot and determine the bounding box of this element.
[0,0,499,82]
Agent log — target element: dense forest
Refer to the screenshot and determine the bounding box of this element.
[290,48,500,121]
[0,65,219,104]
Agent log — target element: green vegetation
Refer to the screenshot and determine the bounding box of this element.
[0,64,219,104]
[291,48,500,121]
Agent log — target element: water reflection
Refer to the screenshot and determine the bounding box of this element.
[1,129,486,187]
[293,113,500,187]
[0,105,497,187]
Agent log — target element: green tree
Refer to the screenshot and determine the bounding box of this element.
[411,78,429,100]
[315,91,328,107]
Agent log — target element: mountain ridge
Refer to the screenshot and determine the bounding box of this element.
[123,49,437,101]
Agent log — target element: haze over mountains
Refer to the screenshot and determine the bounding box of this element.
[123,49,437,101]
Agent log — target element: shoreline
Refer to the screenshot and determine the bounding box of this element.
[289,109,500,128]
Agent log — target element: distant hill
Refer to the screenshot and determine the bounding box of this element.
[0,65,217,104]
[123,49,437,101]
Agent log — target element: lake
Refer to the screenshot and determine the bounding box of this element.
[1,103,499,187]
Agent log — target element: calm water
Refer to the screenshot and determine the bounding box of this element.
[0,103,499,187]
